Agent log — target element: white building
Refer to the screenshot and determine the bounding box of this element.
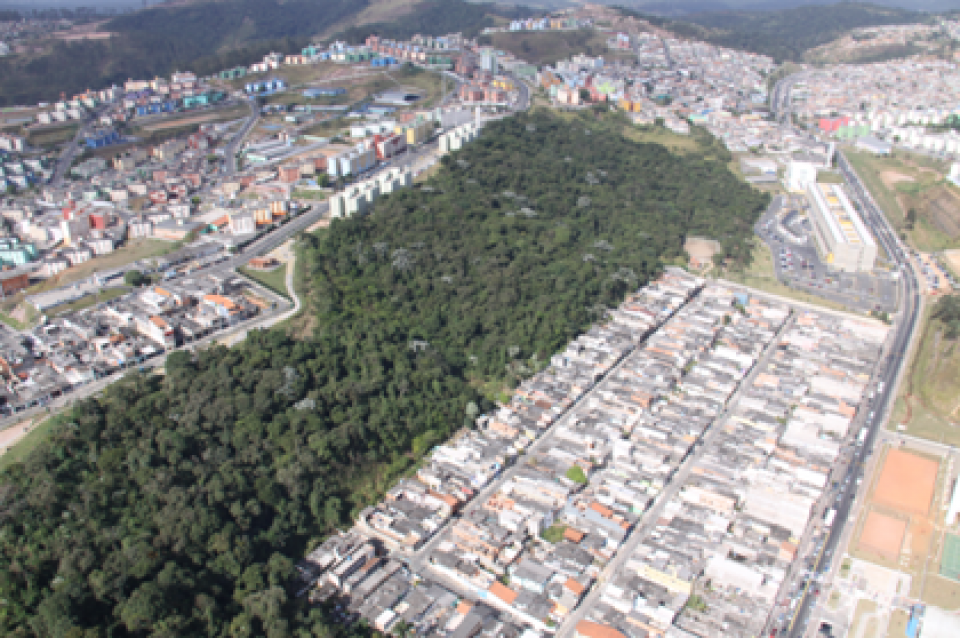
[806,182,877,272]
[786,161,818,192]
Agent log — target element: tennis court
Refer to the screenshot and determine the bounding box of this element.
[940,533,960,581]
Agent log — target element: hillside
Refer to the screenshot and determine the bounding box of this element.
[629,2,928,62]
[0,0,521,106]
[477,29,612,66]
[0,109,767,636]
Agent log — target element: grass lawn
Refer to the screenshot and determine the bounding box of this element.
[27,123,78,148]
[621,124,702,154]
[482,30,609,67]
[0,301,39,330]
[887,304,960,446]
[45,287,129,320]
[239,264,289,300]
[0,414,65,471]
[720,239,851,312]
[817,170,845,184]
[292,189,328,201]
[540,524,567,544]
[28,239,172,293]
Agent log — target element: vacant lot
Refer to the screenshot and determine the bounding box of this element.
[30,239,172,293]
[0,414,64,471]
[137,103,250,132]
[845,149,957,252]
[889,305,960,446]
[239,264,288,300]
[27,123,78,148]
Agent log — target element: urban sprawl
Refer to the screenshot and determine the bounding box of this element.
[4,6,960,638]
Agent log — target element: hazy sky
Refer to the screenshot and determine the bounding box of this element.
[1,0,959,13]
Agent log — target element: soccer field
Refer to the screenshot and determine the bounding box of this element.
[939,533,960,581]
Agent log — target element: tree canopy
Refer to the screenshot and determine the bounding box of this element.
[0,110,765,636]
[622,2,927,63]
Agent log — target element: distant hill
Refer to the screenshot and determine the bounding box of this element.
[622,2,930,62]
[0,0,522,106]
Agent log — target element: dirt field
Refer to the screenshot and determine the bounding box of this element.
[684,237,721,269]
[860,510,908,560]
[139,105,249,132]
[944,250,960,278]
[874,449,939,515]
[880,170,915,190]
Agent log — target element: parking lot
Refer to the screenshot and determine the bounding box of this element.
[757,194,899,314]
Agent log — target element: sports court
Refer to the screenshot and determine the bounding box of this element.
[873,449,939,516]
[859,510,907,561]
[940,533,960,581]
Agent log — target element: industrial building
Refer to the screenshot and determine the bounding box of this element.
[806,182,877,272]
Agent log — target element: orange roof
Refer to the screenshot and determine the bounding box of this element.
[203,294,238,310]
[149,316,168,328]
[456,601,473,615]
[429,491,460,507]
[575,621,627,638]
[564,527,585,543]
[564,577,585,596]
[488,582,518,605]
[154,287,171,297]
[212,215,229,227]
[589,502,613,518]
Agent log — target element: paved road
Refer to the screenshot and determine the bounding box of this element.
[224,99,259,176]
[49,108,105,186]
[557,313,798,638]
[783,150,922,638]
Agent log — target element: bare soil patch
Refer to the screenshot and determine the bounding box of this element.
[881,170,915,190]
[860,510,908,560]
[925,187,960,238]
[874,449,939,515]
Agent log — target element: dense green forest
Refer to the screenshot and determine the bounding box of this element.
[623,2,927,62]
[0,110,766,636]
[0,0,521,106]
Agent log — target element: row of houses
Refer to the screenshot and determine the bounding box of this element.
[298,531,536,637]
[297,271,706,636]
[587,304,888,638]
[0,273,269,415]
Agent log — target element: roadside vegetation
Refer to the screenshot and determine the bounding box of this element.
[844,149,958,253]
[239,264,289,300]
[890,295,960,446]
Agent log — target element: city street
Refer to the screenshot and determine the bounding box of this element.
[784,150,922,638]
[557,314,797,638]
